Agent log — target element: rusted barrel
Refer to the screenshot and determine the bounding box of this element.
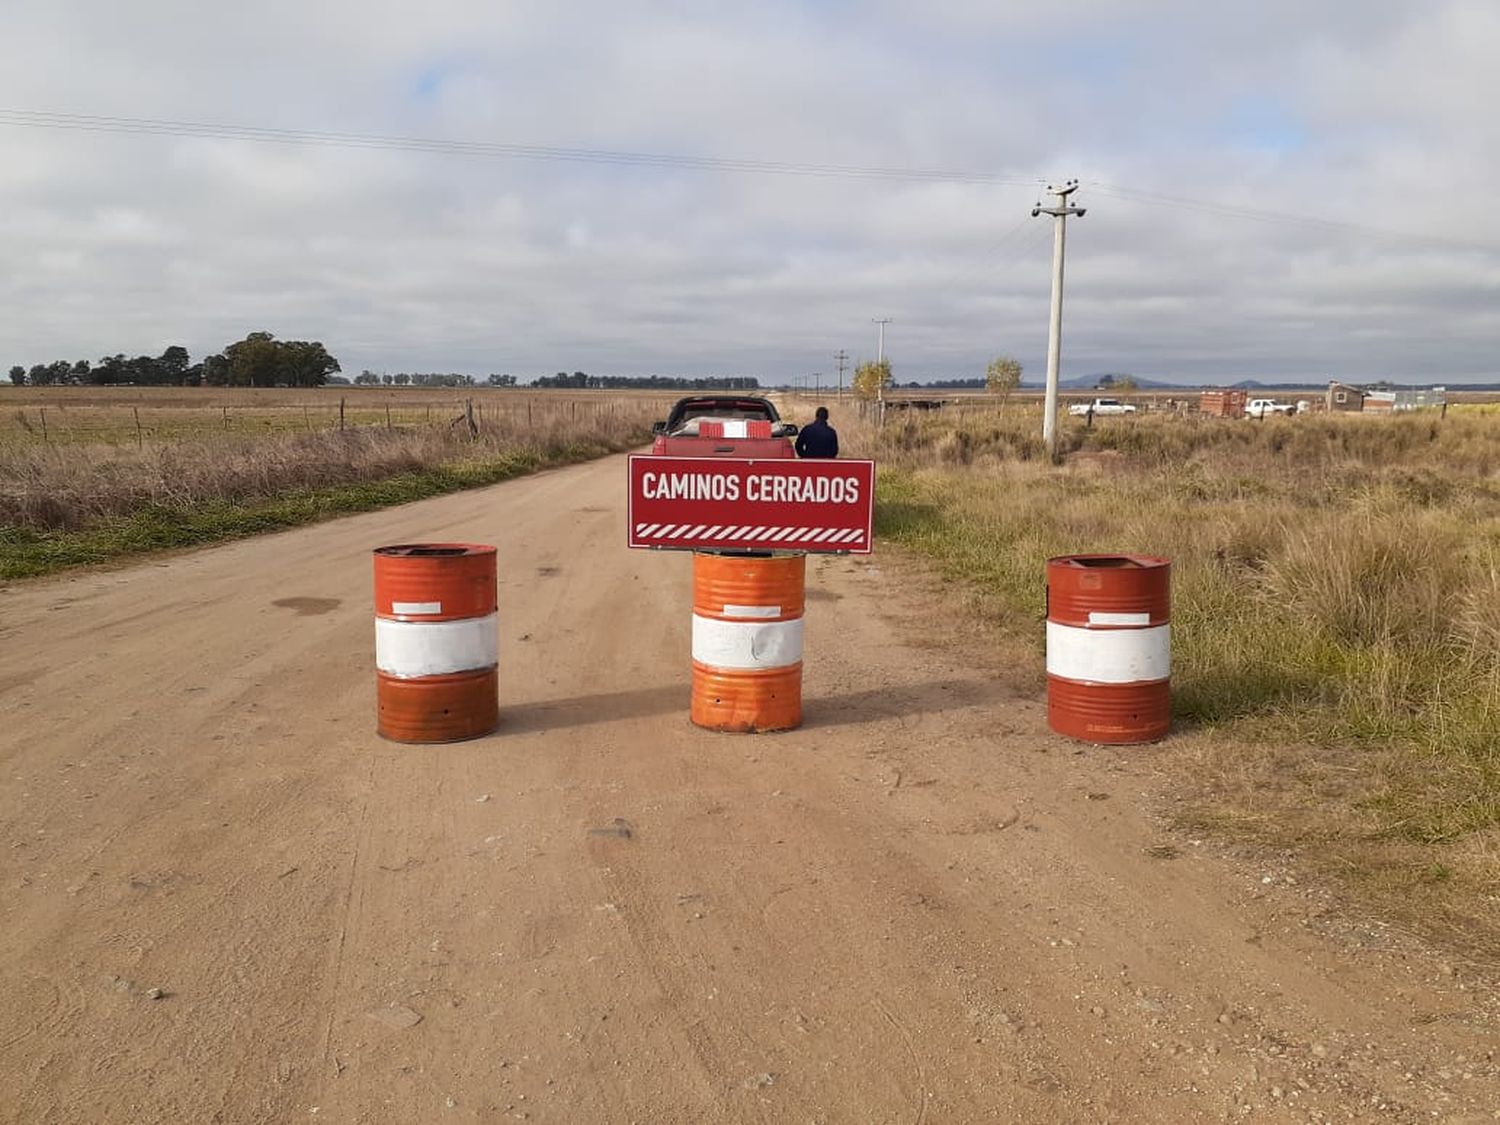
[691,552,805,732]
[374,544,499,743]
[1046,554,1171,744]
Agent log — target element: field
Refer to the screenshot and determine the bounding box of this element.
[812,397,1500,951]
[0,387,677,576]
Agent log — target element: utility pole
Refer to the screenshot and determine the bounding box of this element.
[813,372,822,397]
[834,350,848,399]
[1032,180,1086,459]
[871,318,892,365]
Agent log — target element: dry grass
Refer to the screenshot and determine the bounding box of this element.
[0,388,673,577]
[1,390,671,532]
[842,402,1500,952]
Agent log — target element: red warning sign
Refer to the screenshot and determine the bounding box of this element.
[628,455,876,553]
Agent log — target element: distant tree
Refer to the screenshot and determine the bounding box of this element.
[279,340,340,386]
[159,345,190,384]
[1095,374,1116,390]
[71,360,91,383]
[200,353,230,386]
[393,372,410,386]
[223,332,281,387]
[985,355,1023,407]
[852,359,893,400]
[126,355,165,384]
[1115,374,1138,394]
[487,373,516,386]
[94,355,129,385]
[8,365,25,386]
[354,370,381,386]
[382,373,393,386]
[216,332,338,387]
[28,363,52,386]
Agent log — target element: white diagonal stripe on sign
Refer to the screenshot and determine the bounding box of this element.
[813,528,837,541]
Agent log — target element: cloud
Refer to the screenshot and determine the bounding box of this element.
[0,0,1496,383]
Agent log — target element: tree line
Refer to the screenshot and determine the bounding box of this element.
[8,332,340,388]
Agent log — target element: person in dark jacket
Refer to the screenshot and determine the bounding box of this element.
[794,406,839,458]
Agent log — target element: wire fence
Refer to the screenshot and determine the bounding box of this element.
[3,393,681,448]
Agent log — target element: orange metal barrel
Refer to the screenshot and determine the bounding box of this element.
[373,544,499,743]
[1046,554,1171,744]
[691,552,805,732]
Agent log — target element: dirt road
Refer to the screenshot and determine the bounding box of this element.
[1,454,1495,1123]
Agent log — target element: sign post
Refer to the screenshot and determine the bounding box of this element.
[628,456,876,554]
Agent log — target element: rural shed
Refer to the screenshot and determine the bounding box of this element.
[1326,382,1365,412]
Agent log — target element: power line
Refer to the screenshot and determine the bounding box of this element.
[4,108,1492,255]
[1087,181,1498,255]
[0,108,1045,187]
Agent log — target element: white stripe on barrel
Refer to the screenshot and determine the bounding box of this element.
[692,615,804,671]
[376,613,500,679]
[1045,621,1169,684]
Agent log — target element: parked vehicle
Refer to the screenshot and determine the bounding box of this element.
[1245,398,1296,418]
[1067,398,1137,417]
[650,395,798,458]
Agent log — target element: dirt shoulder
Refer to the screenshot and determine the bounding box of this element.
[0,454,1495,1123]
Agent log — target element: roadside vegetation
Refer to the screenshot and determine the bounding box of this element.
[841,403,1500,951]
[1,389,669,579]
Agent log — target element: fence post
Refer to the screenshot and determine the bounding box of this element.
[40,408,49,445]
[223,405,229,431]
[465,398,478,439]
[527,399,533,426]
[133,406,144,448]
[386,403,392,430]
[340,397,346,431]
[304,405,312,431]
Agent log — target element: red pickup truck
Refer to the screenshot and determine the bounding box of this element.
[650,395,799,458]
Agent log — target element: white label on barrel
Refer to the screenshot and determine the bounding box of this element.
[1046,622,1170,684]
[376,613,499,678]
[1087,611,1151,626]
[392,600,443,616]
[722,604,781,619]
[692,614,804,670]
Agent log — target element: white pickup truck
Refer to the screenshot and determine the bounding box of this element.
[1067,398,1137,417]
[1245,398,1296,418]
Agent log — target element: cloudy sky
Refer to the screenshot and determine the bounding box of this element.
[2,1,1497,384]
